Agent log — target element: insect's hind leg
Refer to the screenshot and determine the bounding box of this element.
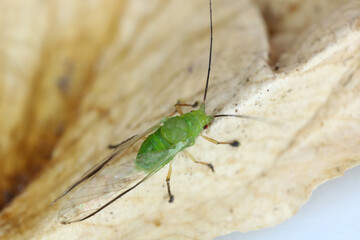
[184,150,214,172]
[200,135,240,147]
[166,162,174,203]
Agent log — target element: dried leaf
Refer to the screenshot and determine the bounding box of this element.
[0,0,359,239]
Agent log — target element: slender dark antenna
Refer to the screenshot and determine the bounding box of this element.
[203,0,213,103]
[214,114,279,125]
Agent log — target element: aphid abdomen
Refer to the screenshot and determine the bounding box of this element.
[136,117,189,172]
[136,131,171,172]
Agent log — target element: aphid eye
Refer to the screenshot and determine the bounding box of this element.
[203,125,208,129]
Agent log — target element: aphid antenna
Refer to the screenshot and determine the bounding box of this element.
[214,114,279,125]
[202,0,213,104]
[202,1,275,126]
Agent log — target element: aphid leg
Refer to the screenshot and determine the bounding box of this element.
[184,150,214,172]
[167,103,194,117]
[173,101,199,116]
[167,106,183,117]
[175,101,199,108]
[166,162,174,203]
[167,110,178,117]
[200,134,240,147]
[175,104,184,115]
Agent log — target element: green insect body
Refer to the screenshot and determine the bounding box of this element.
[136,103,213,172]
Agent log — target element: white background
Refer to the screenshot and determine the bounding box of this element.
[216,165,360,240]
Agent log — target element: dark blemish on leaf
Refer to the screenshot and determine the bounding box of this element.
[152,218,162,227]
[57,76,70,96]
[57,62,73,96]
[55,123,65,137]
[314,5,322,13]
[288,2,300,13]
[96,107,111,118]
[188,65,193,73]
[3,190,13,205]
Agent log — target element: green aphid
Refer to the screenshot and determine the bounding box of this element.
[53,0,255,224]
[136,104,213,173]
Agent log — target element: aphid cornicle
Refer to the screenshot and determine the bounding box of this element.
[53,0,259,224]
